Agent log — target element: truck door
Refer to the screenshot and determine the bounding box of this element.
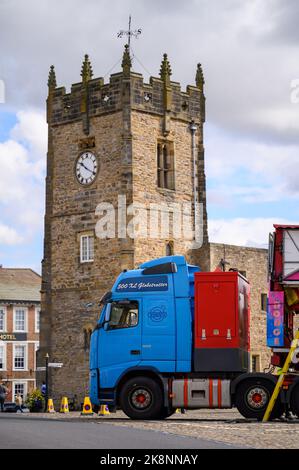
[141,297,176,371]
[98,299,142,371]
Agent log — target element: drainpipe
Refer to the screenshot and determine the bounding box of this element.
[190,121,198,233]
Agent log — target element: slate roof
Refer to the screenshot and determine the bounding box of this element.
[0,268,41,303]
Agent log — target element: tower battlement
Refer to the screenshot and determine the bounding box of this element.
[47,52,205,129]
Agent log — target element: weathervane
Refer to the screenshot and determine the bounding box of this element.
[117,15,142,53]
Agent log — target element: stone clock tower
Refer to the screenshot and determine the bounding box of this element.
[39,46,208,401]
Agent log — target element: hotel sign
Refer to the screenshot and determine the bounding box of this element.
[0,333,27,341]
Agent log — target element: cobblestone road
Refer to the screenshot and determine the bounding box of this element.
[100,409,299,449]
[7,408,299,449]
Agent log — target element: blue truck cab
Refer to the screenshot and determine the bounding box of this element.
[90,256,199,417]
[90,255,285,421]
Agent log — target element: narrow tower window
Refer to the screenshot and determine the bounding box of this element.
[157,142,175,190]
[166,241,174,256]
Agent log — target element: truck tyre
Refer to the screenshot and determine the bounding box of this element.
[159,407,175,419]
[290,383,299,417]
[120,376,163,420]
[235,378,283,420]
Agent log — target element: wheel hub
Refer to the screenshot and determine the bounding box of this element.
[136,394,146,404]
[247,387,268,409]
[252,393,262,404]
[131,388,151,409]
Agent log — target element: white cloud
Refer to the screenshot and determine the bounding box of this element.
[0,109,46,244]
[209,217,297,247]
[251,106,299,142]
[0,0,298,253]
[0,223,23,245]
[0,139,30,203]
[0,0,299,148]
[205,124,299,206]
[11,110,47,158]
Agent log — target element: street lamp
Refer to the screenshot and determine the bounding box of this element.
[44,353,49,411]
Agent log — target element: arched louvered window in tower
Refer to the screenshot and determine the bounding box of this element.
[157,141,175,190]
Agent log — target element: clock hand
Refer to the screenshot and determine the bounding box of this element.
[80,162,93,173]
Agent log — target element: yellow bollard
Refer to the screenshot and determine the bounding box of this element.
[47,398,55,413]
[175,408,186,414]
[81,396,94,415]
[59,396,69,413]
[98,404,110,416]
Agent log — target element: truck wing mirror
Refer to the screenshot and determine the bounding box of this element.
[105,303,112,322]
[94,303,112,330]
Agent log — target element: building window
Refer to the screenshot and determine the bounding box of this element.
[166,241,174,256]
[261,293,268,312]
[13,382,27,400]
[14,307,27,332]
[0,307,6,331]
[157,141,175,190]
[34,343,39,371]
[14,345,26,370]
[80,235,94,263]
[35,307,40,333]
[251,354,261,372]
[0,344,5,370]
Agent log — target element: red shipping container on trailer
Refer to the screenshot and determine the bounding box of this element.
[193,271,250,373]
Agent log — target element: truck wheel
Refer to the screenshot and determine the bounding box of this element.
[120,376,163,420]
[235,378,283,420]
[290,383,299,417]
[159,407,175,419]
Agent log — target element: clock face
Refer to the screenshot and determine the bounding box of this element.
[75,152,98,185]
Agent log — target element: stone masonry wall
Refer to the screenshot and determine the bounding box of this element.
[131,111,207,266]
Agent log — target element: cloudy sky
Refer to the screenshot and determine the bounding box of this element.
[0,0,299,272]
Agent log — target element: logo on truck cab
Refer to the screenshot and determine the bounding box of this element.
[148,305,167,322]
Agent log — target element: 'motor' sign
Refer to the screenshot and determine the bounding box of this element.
[267,291,284,347]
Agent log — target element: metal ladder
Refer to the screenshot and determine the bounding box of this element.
[263,329,299,422]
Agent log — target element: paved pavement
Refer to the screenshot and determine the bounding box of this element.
[104,409,299,449]
[0,414,237,449]
[1,408,298,449]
